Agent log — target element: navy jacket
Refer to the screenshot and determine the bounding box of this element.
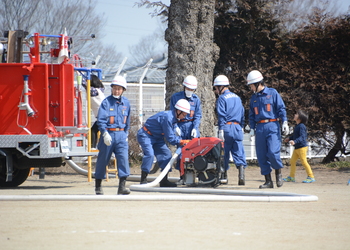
[289,123,308,149]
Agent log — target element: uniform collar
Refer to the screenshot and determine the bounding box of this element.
[218,89,230,96]
[257,86,267,95]
[114,95,123,101]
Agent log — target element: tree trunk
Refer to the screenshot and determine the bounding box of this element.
[322,128,345,164]
[165,0,219,137]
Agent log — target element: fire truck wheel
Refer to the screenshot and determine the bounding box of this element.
[0,165,31,188]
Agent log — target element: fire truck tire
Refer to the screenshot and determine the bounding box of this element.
[0,167,30,187]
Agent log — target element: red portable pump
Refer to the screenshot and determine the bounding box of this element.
[0,30,98,187]
[180,137,225,187]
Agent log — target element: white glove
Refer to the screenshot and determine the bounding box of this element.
[175,127,181,136]
[282,121,289,135]
[218,130,224,141]
[103,132,112,146]
[191,129,197,138]
[249,129,255,137]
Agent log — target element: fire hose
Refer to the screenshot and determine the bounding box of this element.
[62,148,318,202]
[0,151,318,202]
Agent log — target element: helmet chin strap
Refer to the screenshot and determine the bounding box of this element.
[176,110,184,120]
[253,83,259,93]
[253,81,264,93]
[255,81,265,93]
[218,86,225,95]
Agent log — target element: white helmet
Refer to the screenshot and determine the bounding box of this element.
[174,99,191,114]
[111,75,127,89]
[213,75,229,86]
[247,70,263,85]
[183,75,198,90]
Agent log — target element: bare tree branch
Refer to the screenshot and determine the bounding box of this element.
[135,0,169,19]
[0,0,111,61]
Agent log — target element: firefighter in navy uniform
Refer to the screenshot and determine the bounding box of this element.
[247,70,289,189]
[213,75,247,185]
[137,99,191,187]
[94,75,131,195]
[170,75,202,139]
[170,75,202,183]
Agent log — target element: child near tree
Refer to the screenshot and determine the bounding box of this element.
[283,110,316,183]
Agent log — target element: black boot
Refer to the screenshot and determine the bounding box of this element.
[220,171,228,184]
[275,169,283,187]
[259,173,274,189]
[160,173,177,187]
[140,171,148,184]
[118,177,130,195]
[238,165,245,186]
[95,179,103,195]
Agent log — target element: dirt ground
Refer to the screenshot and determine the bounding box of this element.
[0,163,349,250]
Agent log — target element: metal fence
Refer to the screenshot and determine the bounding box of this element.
[243,133,332,160]
[123,83,166,123]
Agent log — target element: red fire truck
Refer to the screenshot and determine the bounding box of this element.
[0,30,97,187]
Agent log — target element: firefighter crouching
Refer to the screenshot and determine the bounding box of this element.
[170,75,202,183]
[137,99,191,187]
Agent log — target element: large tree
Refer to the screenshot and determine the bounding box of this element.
[165,0,219,137]
[138,0,220,136]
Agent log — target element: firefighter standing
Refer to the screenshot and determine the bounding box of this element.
[170,75,202,139]
[138,99,191,187]
[94,75,131,195]
[213,75,247,185]
[247,70,289,189]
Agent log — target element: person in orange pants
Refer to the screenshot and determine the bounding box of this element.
[284,110,315,183]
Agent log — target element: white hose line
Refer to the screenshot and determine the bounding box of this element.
[65,150,318,202]
[131,149,180,188]
[128,148,318,202]
[65,159,179,182]
[0,194,317,202]
[127,175,178,182]
[131,186,318,197]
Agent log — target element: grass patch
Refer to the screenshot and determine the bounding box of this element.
[326,161,350,170]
